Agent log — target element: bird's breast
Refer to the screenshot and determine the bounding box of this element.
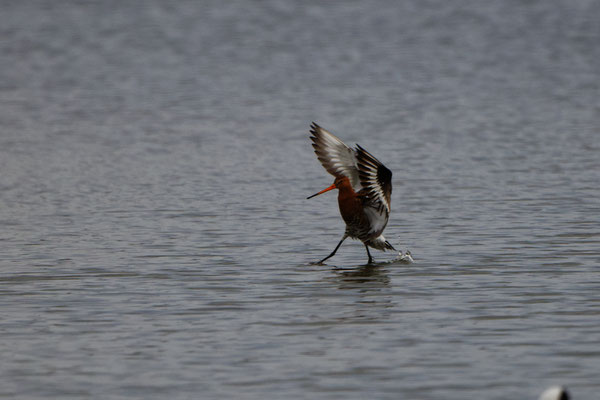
[337,192,364,226]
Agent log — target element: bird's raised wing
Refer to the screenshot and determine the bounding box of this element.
[355,144,392,214]
[310,122,361,191]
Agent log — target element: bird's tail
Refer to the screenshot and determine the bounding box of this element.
[366,235,396,251]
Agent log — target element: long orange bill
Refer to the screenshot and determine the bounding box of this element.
[307,183,336,199]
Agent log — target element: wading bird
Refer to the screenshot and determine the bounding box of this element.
[307,122,395,264]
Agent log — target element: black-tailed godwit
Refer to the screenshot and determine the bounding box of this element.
[307,122,395,264]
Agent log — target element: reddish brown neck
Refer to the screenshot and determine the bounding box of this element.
[335,176,355,199]
[336,177,362,224]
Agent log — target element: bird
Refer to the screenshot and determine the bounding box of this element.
[307,122,395,264]
[538,386,570,400]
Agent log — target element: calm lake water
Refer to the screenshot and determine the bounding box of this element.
[1,1,599,399]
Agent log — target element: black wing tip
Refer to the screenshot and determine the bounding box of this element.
[309,122,323,138]
[378,164,392,180]
[355,144,392,179]
[355,144,378,163]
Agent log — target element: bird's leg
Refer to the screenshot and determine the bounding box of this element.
[317,234,348,264]
[364,244,374,264]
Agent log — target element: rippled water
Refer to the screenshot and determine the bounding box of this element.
[1,1,599,399]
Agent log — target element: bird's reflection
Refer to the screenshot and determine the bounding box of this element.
[325,263,394,324]
[331,263,391,288]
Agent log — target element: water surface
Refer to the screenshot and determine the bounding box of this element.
[1,1,599,399]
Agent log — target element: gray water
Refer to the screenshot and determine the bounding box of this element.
[1,1,599,399]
